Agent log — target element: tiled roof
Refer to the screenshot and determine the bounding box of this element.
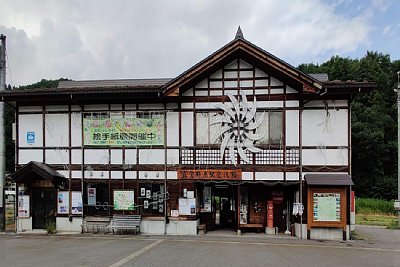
[58,78,171,89]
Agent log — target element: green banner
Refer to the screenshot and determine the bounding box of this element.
[83,113,164,146]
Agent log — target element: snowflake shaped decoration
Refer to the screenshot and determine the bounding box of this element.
[211,92,264,166]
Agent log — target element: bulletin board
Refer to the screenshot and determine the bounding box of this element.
[307,187,346,229]
[18,195,30,218]
[113,190,135,210]
[57,191,70,214]
[71,192,83,215]
[178,198,196,215]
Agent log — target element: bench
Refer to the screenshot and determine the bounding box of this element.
[82,216,111,233]
[108,215,141,234]
[240,223,264,233]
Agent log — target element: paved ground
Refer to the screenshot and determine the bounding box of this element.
[1,226,400,267]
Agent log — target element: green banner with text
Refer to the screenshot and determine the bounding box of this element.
[83,112,164,146]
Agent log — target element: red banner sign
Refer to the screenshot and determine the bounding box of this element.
[178,169,242,180]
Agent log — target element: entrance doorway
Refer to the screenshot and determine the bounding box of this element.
[213,185,236,229]
[32,188,56,229]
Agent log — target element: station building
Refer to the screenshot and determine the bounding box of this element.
[1,29,374,240]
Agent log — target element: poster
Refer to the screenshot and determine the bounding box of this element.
[313,193,341,222]
[179,198,196,215]
[57,191,69,214]
[88,188,96,206]
[18,195,30,218]
[140,188,146,197]
[71,192,83,215]
[83,112,164,146]
[203,187,211,212]
[114,190,135,210]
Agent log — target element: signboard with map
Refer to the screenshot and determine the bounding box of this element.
[113,190,135,210]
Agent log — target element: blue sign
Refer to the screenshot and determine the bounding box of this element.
[26,132,35,144]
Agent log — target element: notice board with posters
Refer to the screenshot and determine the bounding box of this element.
[307,187,346,229]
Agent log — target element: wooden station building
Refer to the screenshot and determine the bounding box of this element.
[1,28,375,240]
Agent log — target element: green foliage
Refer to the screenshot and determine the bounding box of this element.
[355,198,396,215]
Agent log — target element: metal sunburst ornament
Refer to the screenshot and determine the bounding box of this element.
[211,92,264,165]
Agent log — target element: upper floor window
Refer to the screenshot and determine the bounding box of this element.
[255,111,283,145]
[196,112,222,145]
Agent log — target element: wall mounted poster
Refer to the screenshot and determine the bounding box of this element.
[114,190,135,210]
[313,193,341,222]
[57,191,69,214]
[87,188,96,206]
[71,192,83,215]
[18,195,30,218]
[83,112,164,146]
[179,198,196,215]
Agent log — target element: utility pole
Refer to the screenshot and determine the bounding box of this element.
[0,34,6,230]
[395,71,400,227]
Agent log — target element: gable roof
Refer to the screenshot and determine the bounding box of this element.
[162,35,324,96]
[11,161,66,186]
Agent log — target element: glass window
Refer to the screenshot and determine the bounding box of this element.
[196,112,222,145]
[255,111,282,145]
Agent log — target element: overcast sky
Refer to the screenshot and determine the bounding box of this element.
[0,0,399,87]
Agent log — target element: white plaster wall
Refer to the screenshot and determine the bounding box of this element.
[19,149,43,164]
[45,114,69,147]
[257,101,284,108]
[302,109,348,146]
[181,112,193,146]
[242,172,254,180]
[110,149,122,164]
[19,106,42,113]
[125,171,137,179]
[167,112,179,146]
[255,172,284,180]
[182,88,194,96]
[286,101,299,107]
[181,103,193,109]
[45,149,69,164]
[286,86,297,94]
[304,100,348,108]
[286,110,299,146]
[195,90,208,96]
[57,170,70,178]
[195,102,218,109]
[167,149,179,165]
[45,105,68,112]
[111,171,123,179]
[19,114,43,147]
[286,172,300,181]
[71,113,82,147]
[139,149,165,164]
[302,149,348,166]
[56,217,82,232]
[84,149,109,164]
[139,171,165,180]
[71,149,82,164]
[17,217,32,232]
[167,171,177,180]
[71,171,82,179]
[110,104,123,110]
[125,149,137,165]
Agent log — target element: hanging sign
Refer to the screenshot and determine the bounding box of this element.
[26,132,35,144]
[83,112,164,146]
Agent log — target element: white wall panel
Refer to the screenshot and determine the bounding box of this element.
[85,170,109,179]
[286,110,299,146]
[167,171,177,180]
[110,104,122,110]
[196,79,208,88]
[254,89,268,95]
[242,172,253,180]
[210,70,222,79]
[302,149,348,166]
[166,103,179,110]
[110,149,122,164]
[286,101,299,107]
[240,70,253,78]
[138,103,164,110]
[239,80,253,87]
[45,114,69,147]
[257,101,284,108]
[224,80,237,88]
[195,102,218,109]
[167,112,179,146]
[286,86,297,94]
[45,149,69,164]
[71,113,82,146]
[210,90,222,96]
[302,109,348,146]
[224,71,237,79]
[255,172,284,180]
[84,104,108,111]
[270,88,284,94]
[71,149,82,164]
[71,171,82,179]
[139,149,165,164]
[45,105,68,112]
[304,100,348,108]
[84,149,109,164]
[270,77,283,86]
[125,104,137,110]
[167,149,179,165]
[195,90,208,96]
[125,171,137,179]
[19,106,42,112]
[125,149,137,165]
[57,170,70,179]
[19,114,43,147]
[240,59,252,68]
[111,171,123,179]
[71,105,82,111]
[255,68,267,78]
[181,103,193,109]
[181,112,193,146]
[286,172,299,181]
[139,171,164,179]
[254,79,268,87]
[182,88,194,96]
[19,149,43,164]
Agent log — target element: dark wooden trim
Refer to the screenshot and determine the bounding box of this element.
[15,103,19,167]
[42,105,46,163]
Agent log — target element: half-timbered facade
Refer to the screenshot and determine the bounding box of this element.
[1,29,374,240]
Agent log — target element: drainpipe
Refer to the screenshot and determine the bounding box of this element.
[0,34,6,230]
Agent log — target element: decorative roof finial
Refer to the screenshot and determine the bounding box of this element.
[235,26,244,39]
